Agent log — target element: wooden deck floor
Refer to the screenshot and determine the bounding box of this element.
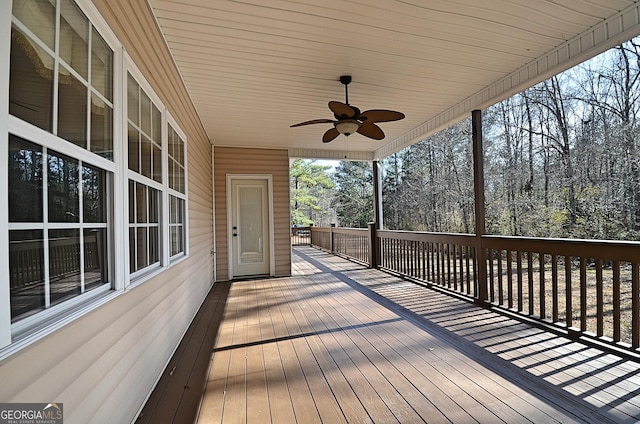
[139,246,640,423]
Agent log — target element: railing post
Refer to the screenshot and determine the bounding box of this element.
[373,160,383,230]
[472,109,488,305]
[368,222,379,268]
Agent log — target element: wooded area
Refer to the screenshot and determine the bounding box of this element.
[291,38,640,241]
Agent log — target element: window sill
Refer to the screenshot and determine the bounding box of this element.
[0,289,122,362]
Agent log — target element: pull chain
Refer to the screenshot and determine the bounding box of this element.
[344,135,348,159]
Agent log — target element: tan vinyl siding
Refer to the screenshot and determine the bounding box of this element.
[0,1,214,423]
[214,147,291,281]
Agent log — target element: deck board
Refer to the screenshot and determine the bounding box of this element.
[141,246,640,423]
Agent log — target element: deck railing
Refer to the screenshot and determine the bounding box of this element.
[310,225,640,354]
[310,226,369,265]
[291,226,312,246]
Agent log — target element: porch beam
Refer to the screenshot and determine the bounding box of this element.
[472,109,488,304]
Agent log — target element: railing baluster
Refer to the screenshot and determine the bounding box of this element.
[420,241,425,281]
[415,241,420,279]
[552,254,558,323]
[426,241,431,281]
[428,242,433,282]
[565,256,572,328]
[497,251,503,306]
[517,251,523,312]
[404,239,409,275]
[415,241,419,278]
[465,246,471,293]
[436,243,441,285]
[453,245,459,292]
[632,263,639,348]
[596,258,603,337]
[527,252,534,315]
[580,257,587,332]
[488,249,494,303]
[507,250,513,309]
[447,244,452,289]
[613,260,620,342]
[471,247,477,296]
[540,253,546,320]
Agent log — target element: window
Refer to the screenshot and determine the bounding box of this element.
[168,124,186,257]
[127,72,163,275]
[128,181,160,273]
[10,0,114,160]
[8,135,110,322]
[6,0,114,330]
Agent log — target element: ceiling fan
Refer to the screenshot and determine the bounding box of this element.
[290,75,405,143]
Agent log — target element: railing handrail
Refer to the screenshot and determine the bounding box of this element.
[378,229,476,244]
[483,234,640,262]
[332,227,368,235]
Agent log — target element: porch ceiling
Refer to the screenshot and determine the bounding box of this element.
[148,0,640,160]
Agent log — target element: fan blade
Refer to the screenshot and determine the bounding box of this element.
[323,128,340,143]
[290,118,335,127]
[328,101,357,119]
[359,109,405,123]
[357,122,385,140]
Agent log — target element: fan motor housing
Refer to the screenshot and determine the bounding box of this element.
[340,75,352,85]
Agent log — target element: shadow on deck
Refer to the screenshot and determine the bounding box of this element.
[138,246,640,423]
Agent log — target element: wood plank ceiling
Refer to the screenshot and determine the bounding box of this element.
[148,0,640,160]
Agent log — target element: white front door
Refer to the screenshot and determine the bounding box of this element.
[230,177,271,278]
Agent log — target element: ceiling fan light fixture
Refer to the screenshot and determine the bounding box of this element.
[335,119,360,136]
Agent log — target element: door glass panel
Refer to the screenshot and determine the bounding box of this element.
[238,186,263,264]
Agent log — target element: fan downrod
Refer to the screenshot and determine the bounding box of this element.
[340,75,352,105]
